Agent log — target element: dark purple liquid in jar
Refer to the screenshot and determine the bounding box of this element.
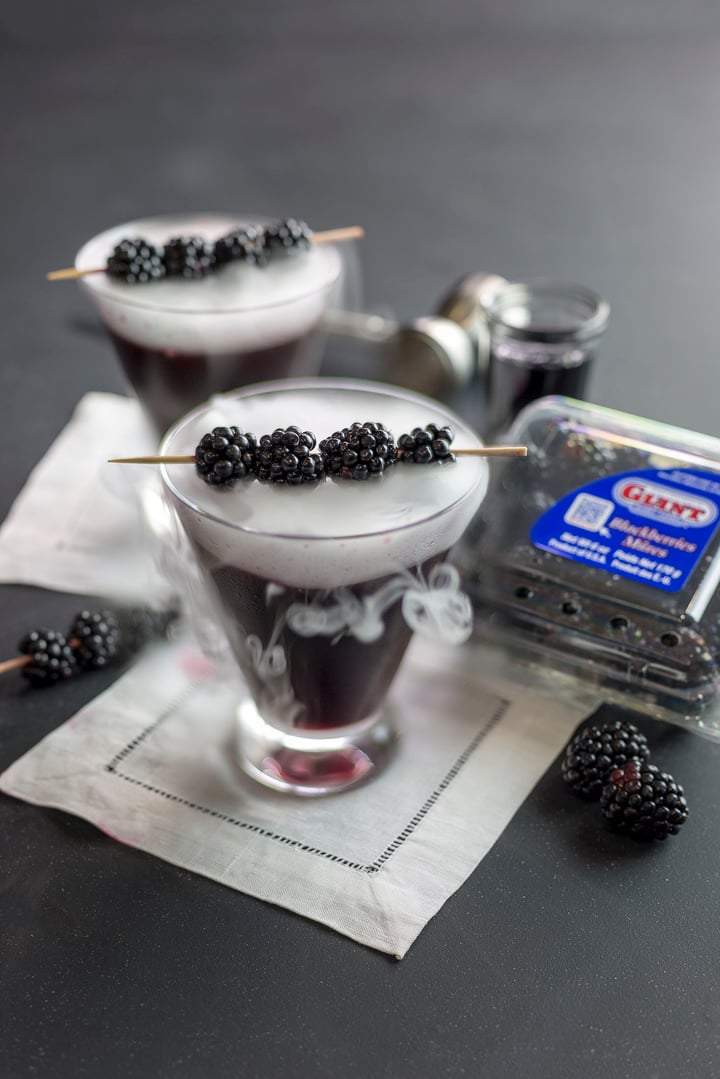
[484,342,596,442]
[197,552,448,731]
[483,280,608,441]
[109,325,323,435]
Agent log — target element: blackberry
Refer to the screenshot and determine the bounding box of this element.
[214,225,267,268]
[164,235,216,278]
[256,426,324,485]
[195,427,258,487]
[18,629,78,687]
[600,760,689,840]
[561,720,650,798]
[68,609,121,670]
[320,421,397,481]
[106,238,166,284]
[397,423,456,465]
[264,218,312,255]
[115,606,180,657]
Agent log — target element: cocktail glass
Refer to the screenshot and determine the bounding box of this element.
[75,213,344,435]
[161,378,489,795]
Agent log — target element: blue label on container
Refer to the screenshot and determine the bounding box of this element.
[531,468,720,592]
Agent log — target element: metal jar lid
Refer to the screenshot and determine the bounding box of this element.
[382,316,475,397]
[434,271,508,373]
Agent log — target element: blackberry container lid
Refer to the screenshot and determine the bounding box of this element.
[456,395,720,739]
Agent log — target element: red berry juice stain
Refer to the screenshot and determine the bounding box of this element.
[267,747,373,787]
[96,822,135,847]
[179,649,215,680]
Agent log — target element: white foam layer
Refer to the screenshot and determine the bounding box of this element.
[76,214,342,354]
[161,380,488,588]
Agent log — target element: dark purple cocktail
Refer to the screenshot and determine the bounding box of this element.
[107,328,322,437]
[161,379,489,795]
[203,555,446,732]
[76,213,342,434]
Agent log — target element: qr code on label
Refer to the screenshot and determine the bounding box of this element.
[564,493,614,532]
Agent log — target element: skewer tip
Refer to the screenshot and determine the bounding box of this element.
[454,445,528,458]
[0,655,30,675]
[47,267,83,281]
[108,455,195,464]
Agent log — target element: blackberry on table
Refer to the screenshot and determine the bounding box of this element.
[10,607,180,690]
[320,421,397,481]
[600,760,689,840]
[195,427,258,487]
[18,629,78,687]
[69,609,121,670]
[256,426,324,485]
[106,238,166,284]
[397,423,456,465]
[214,225,267,268]
[264,218,312,255]
[561,720,650,798]
[164,235,216,278]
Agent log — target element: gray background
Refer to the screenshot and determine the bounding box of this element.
[2,3,720,1077]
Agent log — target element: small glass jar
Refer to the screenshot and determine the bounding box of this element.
[483,280,610,441]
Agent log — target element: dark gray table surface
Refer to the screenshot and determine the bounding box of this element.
[2,3,720,1077]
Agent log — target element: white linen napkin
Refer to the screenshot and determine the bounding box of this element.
[0,392,174,604]
[0,632,596,958]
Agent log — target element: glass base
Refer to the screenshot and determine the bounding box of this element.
[236,700,398,796]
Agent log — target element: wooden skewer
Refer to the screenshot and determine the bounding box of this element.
[458,446,527,457]
[46,226,365,281]
[108,446,528,465]
[310,226,363,245]
[109,455,198,464]
[47,267,97,281]
[0,655,31,675]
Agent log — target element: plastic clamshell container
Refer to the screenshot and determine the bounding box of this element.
[457,396,720,739]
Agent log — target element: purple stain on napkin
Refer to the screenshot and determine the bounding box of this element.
[95,821,135,847]
[178,649,215,680]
